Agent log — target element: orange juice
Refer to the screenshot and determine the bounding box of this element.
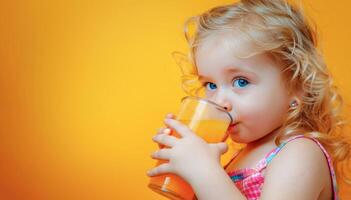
[148,164,194,200]
[183,119,230,142]
[148,119,230,200]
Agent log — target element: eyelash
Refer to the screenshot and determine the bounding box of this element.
[202,76,250,90]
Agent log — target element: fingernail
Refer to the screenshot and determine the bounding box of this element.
[163,128,171,134]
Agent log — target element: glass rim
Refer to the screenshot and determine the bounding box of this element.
[181,96,233,124]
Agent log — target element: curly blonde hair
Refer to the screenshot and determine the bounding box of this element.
[175,0,351,185]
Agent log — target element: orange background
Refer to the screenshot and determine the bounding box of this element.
[0,0,350,199]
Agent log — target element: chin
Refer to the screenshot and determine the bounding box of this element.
[228,131,243,142]
[229,135,247,143]
[228,130,253,144]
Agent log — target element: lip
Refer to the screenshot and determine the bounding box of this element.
[229,123,238,127]
[227,123,238,131]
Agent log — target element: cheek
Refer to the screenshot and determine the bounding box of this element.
[235,89,289,132]
[235,92,268,121]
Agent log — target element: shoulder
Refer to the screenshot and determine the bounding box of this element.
[260,137,331,200]
[274,137,329,164]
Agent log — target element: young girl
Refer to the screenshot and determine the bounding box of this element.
[147,0,350,199]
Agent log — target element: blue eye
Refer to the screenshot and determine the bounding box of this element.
[233,78,249,88]
[204,82,217,91]
[203,78,249,91]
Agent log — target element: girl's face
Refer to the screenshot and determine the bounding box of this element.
[195,33,293,143]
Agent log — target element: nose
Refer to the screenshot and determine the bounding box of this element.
[212,95,232,112]
[220,101,232,112]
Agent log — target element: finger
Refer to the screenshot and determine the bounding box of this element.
[165,113,176,119]
[157,127,165,135]
[152,133,178,147]
[157,127,172,135]
[147,163,172,177]
[210,142,228,155]
[164,118,192,138]
[151,148,172,160]
[156,128,172,148]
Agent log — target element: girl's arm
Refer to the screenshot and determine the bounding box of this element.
[188,164,246,200]
[259,138,331,200]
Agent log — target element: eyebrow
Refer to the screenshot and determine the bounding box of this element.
[198,67,257,80]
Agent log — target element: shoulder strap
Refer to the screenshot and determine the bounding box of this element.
[254,135,304,172]
[266,135,305,165]
[255,135,339,200]
[225,136,303,171]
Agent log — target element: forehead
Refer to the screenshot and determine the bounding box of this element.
[195,33,268,75]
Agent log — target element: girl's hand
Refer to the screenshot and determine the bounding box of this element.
[147,113,228,183]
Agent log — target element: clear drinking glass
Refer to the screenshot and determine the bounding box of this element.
[148,96,233,200]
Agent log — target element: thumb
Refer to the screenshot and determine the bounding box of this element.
[213,142,228,155]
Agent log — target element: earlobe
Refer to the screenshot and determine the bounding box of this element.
[289,98,300,109]
[290,100,298,108]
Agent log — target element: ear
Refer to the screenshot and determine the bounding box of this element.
[288,86,303,107]
[289,89,303,107]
